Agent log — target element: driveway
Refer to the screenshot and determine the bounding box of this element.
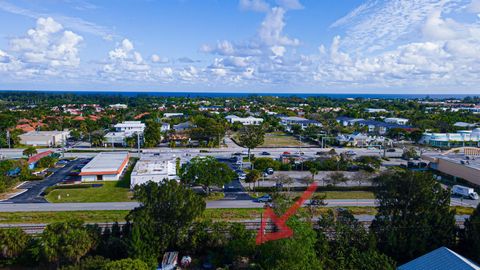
[7,159,88,203]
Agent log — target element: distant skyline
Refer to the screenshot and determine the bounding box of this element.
[0,0,480,94]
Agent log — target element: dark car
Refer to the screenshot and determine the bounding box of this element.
[261,151,271,155]
[387,148,396,152]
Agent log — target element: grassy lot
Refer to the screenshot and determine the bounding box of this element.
[45,159,137,203]
[46,181,133,203]
[260,131,310,147]
[0,206,472,224]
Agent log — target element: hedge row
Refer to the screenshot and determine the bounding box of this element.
[253,185,374,193]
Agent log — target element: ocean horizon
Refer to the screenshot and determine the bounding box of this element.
[0,90,478,99]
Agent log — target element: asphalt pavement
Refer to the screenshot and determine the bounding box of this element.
[6,159,87,203]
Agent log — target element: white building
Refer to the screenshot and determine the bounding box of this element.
[163,113,184,118]
[384,117,409,125]
[109,104,128,110]
[420,129,480,148]
[19,130,70,147]
[130,153,179,189]
[80,152,130,181]
[279,116,322,131]
[365,108,388,113]
[225,115,264,125]
[105,121,146,146]
[160,122,171,132]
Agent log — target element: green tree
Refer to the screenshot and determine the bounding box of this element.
[127,181,205,266]
[37,156,57,168]
[256,218,321,270]
[40,219,95,266]
[371,170,456,263]
[316,209,395,270]
[355,156,381,172]
[461,203,480,263]
[0,228,30,262]
[245,169,261,190]
[326,171,348,186]
[90,132,105,147]
[22,146,37,157]
[103,258,149,270]
[253,157,281,172]
[143,120,162,147]
[238,125,265,164]
[180,156,235,194]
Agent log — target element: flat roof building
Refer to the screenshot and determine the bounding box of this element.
[80,152,130,182]
[19,130,70,147]
[420,129,480,148]
[225,115,263,125]
[130,153,179,189]
[105,121,146,147]
[422,147,480,186]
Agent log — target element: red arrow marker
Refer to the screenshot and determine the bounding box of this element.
[255,181,318,245]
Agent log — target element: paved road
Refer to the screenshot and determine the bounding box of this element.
[7,159,87,203]
[1,197,477,212]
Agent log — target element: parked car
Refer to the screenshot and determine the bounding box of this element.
[256,194,272,203]
[387,148,396,152]
[266,168,274,175]
[345,150,357,155]
[283,151,291,155]
[261,151,271,155]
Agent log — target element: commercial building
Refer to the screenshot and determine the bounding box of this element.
[384,117,409,125]
[27,150,54,169]
[398,247,480,270]
[336,133,385,147]
[336,117,365,127]
[279,116,322,131]
[422,147,480,186]
[420,129,480,148]
[109,104,128,110]
[163,113,184,118]
[104,121,146,147]
[80,152,130,182]
[19,130,70,147]
[225,115,264,125]
[365,108,388,113]
[130,153,179,189]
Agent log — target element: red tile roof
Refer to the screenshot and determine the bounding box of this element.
[28,150,54,164]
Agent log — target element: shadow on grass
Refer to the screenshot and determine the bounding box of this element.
[115,158,138,188]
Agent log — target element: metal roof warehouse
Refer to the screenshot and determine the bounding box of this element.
[80,152,130,182]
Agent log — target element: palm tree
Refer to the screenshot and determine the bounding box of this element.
[22,146,37,157]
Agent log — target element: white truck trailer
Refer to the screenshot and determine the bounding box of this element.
[452,185,479,200]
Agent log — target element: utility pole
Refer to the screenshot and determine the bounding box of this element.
[6,130,11,149]
[137,132,141,155]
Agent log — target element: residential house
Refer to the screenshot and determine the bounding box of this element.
[279,116,322,131]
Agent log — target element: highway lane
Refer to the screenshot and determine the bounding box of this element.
[0,197,476,212]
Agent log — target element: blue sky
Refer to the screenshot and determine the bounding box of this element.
[0,0,480,93]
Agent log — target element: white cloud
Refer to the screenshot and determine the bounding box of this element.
[258,7,299,46]
[0,1,115,40]
[8,17,83,71]
[467,0,480,12]
[239,0,270,12]
[101,38,151,81]
[276,0,303,10]
[422,10,463,40]
[151,54,169,63]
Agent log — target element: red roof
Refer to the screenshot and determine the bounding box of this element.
[28,150,54,164]
[16,124,35,132]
